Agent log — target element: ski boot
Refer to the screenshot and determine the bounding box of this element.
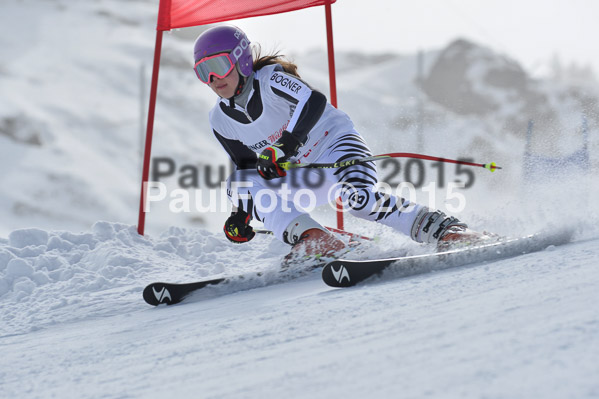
[281,215,349,268]
[410,209,495,251]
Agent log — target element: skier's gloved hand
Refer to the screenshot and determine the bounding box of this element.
[257,131,301,180]
[223,209,255,244]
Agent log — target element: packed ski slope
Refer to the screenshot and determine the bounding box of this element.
[1,222,598,398]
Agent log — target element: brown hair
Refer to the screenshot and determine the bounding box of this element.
[252,45,300,77]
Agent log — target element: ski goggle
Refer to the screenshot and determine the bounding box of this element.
[194,53,235,84]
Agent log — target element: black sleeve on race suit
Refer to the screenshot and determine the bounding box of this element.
[269,71,327,146]
[272,89,327,145]
[213,130,257,170]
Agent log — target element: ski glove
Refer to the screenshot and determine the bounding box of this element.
[257,131,302,180]
[224,209,255,244]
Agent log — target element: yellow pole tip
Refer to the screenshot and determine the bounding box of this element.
[484,162,497,172]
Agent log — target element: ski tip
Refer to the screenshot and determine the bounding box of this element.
[322,261,355,288]
[142,283,180,306]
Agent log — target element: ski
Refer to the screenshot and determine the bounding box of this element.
[143,261,324,306]
[142,269,269,306]
[143,278,227,306]
[322,229,574,288]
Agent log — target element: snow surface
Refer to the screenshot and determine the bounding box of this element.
[1,223,598,398]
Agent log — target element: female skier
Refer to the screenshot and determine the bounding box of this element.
[193,25,467,257]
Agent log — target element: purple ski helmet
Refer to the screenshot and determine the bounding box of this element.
[193,25,253,77]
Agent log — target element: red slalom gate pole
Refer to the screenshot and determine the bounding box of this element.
[324,0,343,230]
[137,30,164,236]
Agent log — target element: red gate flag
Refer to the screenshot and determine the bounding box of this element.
[157,0,337,31]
